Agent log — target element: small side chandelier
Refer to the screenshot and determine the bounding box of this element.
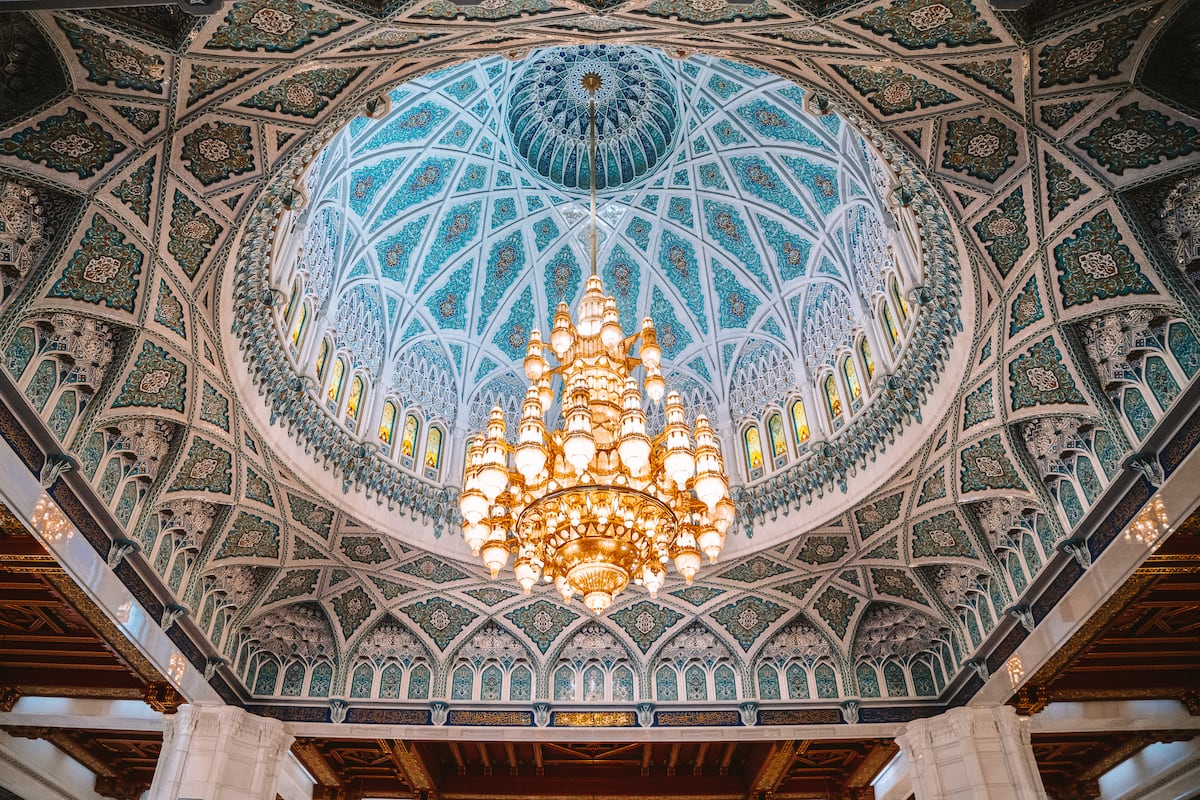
[459,71,734,614]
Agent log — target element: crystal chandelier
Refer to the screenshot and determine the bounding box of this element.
[459,71,734,614]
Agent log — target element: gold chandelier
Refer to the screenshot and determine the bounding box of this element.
[458,71,734,614]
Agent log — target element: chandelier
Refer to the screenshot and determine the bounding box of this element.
[459,71,734,614]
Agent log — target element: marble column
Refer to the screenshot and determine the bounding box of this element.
[896,706,1045,800]
[146,704,293,800]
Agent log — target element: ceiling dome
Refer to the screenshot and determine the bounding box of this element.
[233,45,963,551]
[506,45,679,192]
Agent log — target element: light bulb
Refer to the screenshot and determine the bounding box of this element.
[551,302,574,356]
[642,564,665,597]
[698,527,725,563]
[583,590,612,615]
[524,328,546,381]
[481,537,509,578]
[462,521,488,555]
[459,488,488,525]
[640,318,661,368]
[514,558,540,594]
[600,300,622,349]
[644,369,665,403]
[673,547,701,584]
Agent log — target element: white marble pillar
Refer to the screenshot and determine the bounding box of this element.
[896,706,1045,800]
[147,704,294,800]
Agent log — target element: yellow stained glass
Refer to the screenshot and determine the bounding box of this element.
[347,376,364,421]
[327,358,345,403]
[791,400,810,444]
[891,276,909,322]
[882,304,899,350]
[289,303,307,347]
[315,338,329,378]
[843,357,861,400]
[424,426,443,470]
[860,338,875,380]
[284,282,300,321]
[401,414,419,458]
[379,401,397,444]
[744,425,764,471]
[824,374,842,419]
[768,413,787,458]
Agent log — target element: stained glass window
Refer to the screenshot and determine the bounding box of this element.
[743,424,764,472]
[583,665,605,701]
[308,662,333,697]
[510,665,532,700]
[790,399,809,444]
[824,373,842,420]
[424,425,443,472]
[859,337,875,380]
[350,663,374,698]
[380,664,403,699]
[379,401,397,445]
[785,663,809,699]
[346,376,364,423]
[328,358,346,403]
[881,303,899,351]
[685,665,707,701]
[890,275,909,323]
[613,665,634,701]
[401,413,420,459]
[767,413,787,458]
[253,660,279,695]
[288,303,307,348]
[284,281,300,321]
[408,663,431,699]
[656,666,678,701]
[554,665,575,701]
[843,357,861,400]
[758,664,780,700]
[315,338,329,378]
[714,664,736,700]
[481,665,502,700]
[451,665,473,699]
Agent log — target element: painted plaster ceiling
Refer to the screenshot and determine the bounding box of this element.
[0,0,1199,727]
[279,45,941,490]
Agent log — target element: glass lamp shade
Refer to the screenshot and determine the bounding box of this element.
[698,527,725,563]
[673,547,702,583]
[459,489,489,525]
[462,521,488,555]
[481,538,510,578]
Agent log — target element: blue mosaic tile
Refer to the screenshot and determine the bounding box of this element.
[610,600,683,653]
[712,597,786,650]
[504,600,578,653]
[112,341,186,411]
[0,109,125,178]
[48,214,142,311]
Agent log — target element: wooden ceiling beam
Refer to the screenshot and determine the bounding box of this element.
[448,741,467,775]
[719,742,736,776]
[534,742,545,776]
[640,743,652,777]
[477,741,493,776]
[504,741,519,775]
[694,742,708,776]
[745,741,799,800]
[665,742,681,777]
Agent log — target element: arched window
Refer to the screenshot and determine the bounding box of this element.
[350,663,374,698]
[583,665,605,701]
[284,280,301,321]
[767,412,787,464]
[743,424,764,479]
[424,425,443,476]
[842,356,861,401]
[656,666,678,701]
[346,375,365,426]
[408,663,431,699]
[758,664,781,700]
[684,665,707,701]
[859,337,875,381]
[554,665,575,701]
[510,665,532,700]
[315,338,330,379]
[288,303,308,348]
[328,358,346,405]
[823,374,843,422]
[400,413,420,461]
[379,401,398,446]
[613,665,634,701]
[890,275,909,323]
[481,665,503,700]
[790,399,810,445]
[880,303,900,352]
[451,665,473,700]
